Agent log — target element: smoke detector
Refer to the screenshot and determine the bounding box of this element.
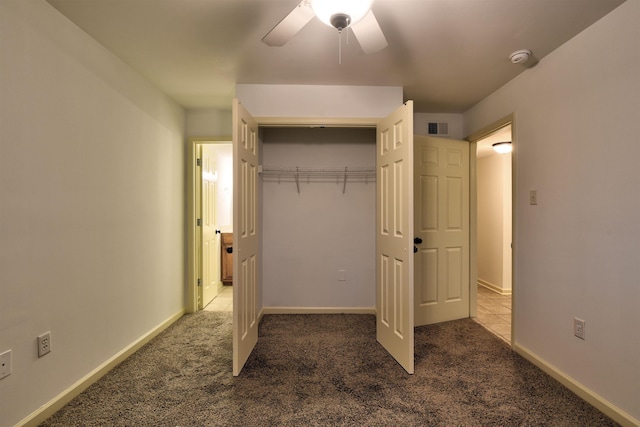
[509,49,532,64]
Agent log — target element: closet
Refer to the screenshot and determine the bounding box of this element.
[260,127,377,309]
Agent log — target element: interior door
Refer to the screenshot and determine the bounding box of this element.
[201,144,219,307]
[232,99,259,376]
[376,101,415,374]
[414,135,469,326]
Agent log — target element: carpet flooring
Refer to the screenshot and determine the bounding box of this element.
[41,312,617,426]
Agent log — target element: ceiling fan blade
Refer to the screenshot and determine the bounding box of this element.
[350,10,388,54]
[262,1,315,46]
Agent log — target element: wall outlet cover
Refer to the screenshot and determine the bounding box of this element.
[38,332,51,357]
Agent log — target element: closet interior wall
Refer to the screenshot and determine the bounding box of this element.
[261,127,376,310]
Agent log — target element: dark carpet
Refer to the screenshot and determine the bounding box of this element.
[41,312,617,426]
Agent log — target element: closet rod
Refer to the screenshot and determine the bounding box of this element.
[259,165,376,194]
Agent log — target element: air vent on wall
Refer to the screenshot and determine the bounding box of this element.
[427,122,449,136]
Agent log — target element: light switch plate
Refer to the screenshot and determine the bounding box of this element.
[0,350,12,379]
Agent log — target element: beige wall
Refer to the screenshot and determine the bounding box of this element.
[186,108,232,138]
[477,153,512,293]
[464,0,640,422]
[0,2,186,426]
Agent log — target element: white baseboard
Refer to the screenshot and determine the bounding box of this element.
[17,310,185,427]
[478,279,512,295]
[513,343,639,427]
[262,306,376,315]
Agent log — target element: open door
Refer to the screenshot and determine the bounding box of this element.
[232,99,259,376]
[376,101,415,374]
[414,135,470,326]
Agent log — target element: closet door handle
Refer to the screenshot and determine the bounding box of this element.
[414,237,423,244]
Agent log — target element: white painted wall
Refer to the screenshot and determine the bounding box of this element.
[0,2,185,426]
[477,153,512,293]
[261,128,376,309]
[464,0,640,421]
[236,84,402,118]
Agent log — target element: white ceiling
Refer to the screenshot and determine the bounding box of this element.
[46,0,625,113]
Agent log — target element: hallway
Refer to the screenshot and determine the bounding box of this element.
[474,285,511,343]
[203,285,233,312]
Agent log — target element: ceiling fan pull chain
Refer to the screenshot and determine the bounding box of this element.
[338,29,342,64]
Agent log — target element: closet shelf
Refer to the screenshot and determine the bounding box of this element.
[259,165,376,194]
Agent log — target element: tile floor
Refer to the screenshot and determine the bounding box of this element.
[474,285,512,343]
[203,285,233,312]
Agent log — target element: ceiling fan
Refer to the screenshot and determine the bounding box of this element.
[262,0,388,54]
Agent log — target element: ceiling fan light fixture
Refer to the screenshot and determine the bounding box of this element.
[311,0,373,29]
[492,141,513,154]
[330,13,351,31]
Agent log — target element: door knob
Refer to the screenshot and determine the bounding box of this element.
[226,247,233,254]
[414,246,418,253]
[414,237,423,244]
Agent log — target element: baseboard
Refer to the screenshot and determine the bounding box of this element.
[478,279,512,296]
[262,306,376,315]
[513,343,639,427]
[17,310,185,427]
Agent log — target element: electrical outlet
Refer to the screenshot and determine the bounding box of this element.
[574,318,586,340]
[38,332,51,357]
[0,350,12,380]
[529,190,538,205]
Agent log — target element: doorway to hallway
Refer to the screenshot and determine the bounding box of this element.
[203,285,233,312]
[475,284,511,342]
[472,123,513,343]
[187,138,233,313]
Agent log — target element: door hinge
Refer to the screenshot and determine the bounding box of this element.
[197,218,201,226]
[197,278,202,287]
[196,158,201,167]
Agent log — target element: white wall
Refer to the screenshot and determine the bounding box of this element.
[0,2,186,426]
[464,0,640,421]
[261,128,376,309]
[477,153,512,293]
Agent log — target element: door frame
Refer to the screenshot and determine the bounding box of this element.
[466,113,516,345]
[187,136,232,314]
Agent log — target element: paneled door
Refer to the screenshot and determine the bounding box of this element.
[232,99,259,376]
[376,101,415,374]
[414,135,469,326]
[201,144,219,308]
